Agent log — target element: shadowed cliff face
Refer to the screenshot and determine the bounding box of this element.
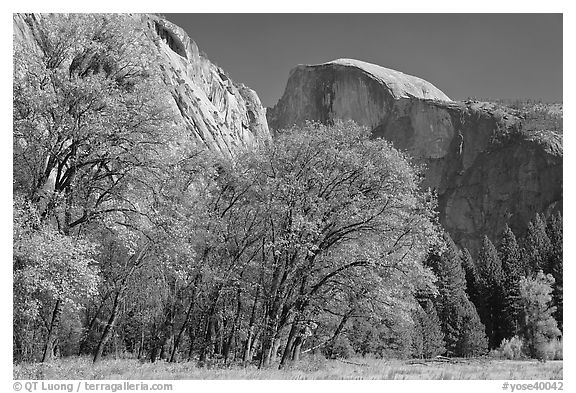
[13,14,271,158]
[268,60,562,254]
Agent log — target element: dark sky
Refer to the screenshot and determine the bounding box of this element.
[164,13,563,108]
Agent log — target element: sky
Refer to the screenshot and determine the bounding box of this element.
[163,13,562,108]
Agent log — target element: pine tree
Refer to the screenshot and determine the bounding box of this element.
[458,248,488,355]
[410,309,424,358]
[435,235,467,296]
[476,235,506,349]
[411,300,445,358]
[457,297,489,357]
[546,212,563,331]
[498,225,523,338]
[422,302,446,358]
[499,225,523,279]
[427,233,488,357]
[461,248,480,307]
[523,213,552,274]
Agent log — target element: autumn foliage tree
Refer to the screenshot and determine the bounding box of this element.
[545,212,563,331]
[13,14,170,227]
[204,121,440,367]
[518,272,561,359]
[13,13,177,363]
[13,197,100,362]
[61,120,439,366]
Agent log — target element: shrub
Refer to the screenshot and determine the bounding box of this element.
[542,338,562,360]
[325,337,355,359]
[495,336,525,360]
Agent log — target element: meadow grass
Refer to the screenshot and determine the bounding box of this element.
[14,356,563,380]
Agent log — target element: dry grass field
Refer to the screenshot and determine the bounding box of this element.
[14,356,563,380]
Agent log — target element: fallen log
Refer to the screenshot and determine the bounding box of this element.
[336,358,369,367]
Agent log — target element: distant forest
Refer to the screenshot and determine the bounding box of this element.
[468,98,563,134]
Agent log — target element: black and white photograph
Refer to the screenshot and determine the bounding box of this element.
[9,5,566,386]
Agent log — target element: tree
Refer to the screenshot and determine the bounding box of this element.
[426,234,488,357]
[461,248,480,307]
[476,235,506,349]
[498,225,523,338]
[13,197,100,362]
[13,13,177,363]
[499,225,523,279]
[13,14,171,232]
[272,121,439,367]
[91,234,151,363]
[347,314,414,359]
[456,248,488,355]
[209,121,440,367]
[518,271,561,359]
[522,214,552,275]
[411,300,445,358]
[456,298,489,357]
[87,145,217,363]
[546,212,563,331]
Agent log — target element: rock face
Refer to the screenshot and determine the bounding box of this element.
[13,13,271,158]
[145,16,271,157]
[268,59,562,254]
[268,59,450,134]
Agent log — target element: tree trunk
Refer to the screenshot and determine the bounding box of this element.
[243,286,260,363]
[279,319,298,369]
[170,273,201,362]
[215,314,223,356]
[114,332,119,359]
[262,326,286,367]
[158,306,174,361]
[327,312,350,354]
[302,312,350,356]
[199,313,215,363]
[260,253,292,368]
[250,328,261,360]
[199,284,223,362]
[292,336,303,362]
[137,329,144,360]
[260,299,283,368]
[93,243,148,363]
[187,328,196,361]
[260,330,275,368]
[159,334,172,361]
[271,329,285,363]
[224,286,242,363]
[150,333,161,363]
[79,292,111,355]
[279,279,309,368]
[42,299,63,363]
[93,291,122,363]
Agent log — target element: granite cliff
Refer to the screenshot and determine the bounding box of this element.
[268,59,563,254]
[13,13,271,158]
